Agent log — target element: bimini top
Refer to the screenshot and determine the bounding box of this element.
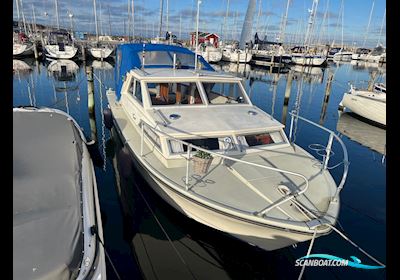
[115,43,215,99]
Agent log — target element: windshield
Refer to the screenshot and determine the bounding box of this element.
[147,82,204,106]
[202,82,248,105]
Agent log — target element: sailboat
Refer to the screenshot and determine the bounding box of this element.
[88,0,114,60]
[221,0,253,63]
[43,0,78,59]
[290,0,327,66]
[13,0,34,56]
[332,0,352,61]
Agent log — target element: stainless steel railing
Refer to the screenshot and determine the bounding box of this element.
[139,119,311,217]
[288,111,349,201]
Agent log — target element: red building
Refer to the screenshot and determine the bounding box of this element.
[190,32,220,48]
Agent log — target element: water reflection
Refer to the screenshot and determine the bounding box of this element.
[337,112,386,156]
[47,59,80,82]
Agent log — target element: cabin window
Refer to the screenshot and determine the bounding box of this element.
[147,82,204,106]
[238,131,285,148]
[202,82,248,105]
[168,137,237,154]
[128,79,143,104]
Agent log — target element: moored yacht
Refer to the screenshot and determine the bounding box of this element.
[13,32,34,56]
[340,84,386,126]
[44,30,78,59]
[105,43,349,251]
[222,45,252,63]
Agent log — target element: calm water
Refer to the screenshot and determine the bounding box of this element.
[13,57,386,280]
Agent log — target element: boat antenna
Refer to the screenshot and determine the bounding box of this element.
[142,43,145,69]
[194,0,201,70]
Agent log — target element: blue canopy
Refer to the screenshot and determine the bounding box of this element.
[114,43,215,99]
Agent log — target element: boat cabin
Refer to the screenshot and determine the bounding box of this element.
[47,30,74,46]
[114,44,289,167]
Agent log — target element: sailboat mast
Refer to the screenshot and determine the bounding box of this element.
[166,0,169,32]
[194,0,201,70]
[255,0,261,35]
[304,0,318,48]
[55,0,60,30]
[108,5,111,35]
[93,0,99,41]
[20,0,28,34]
[341,0,344,49]
[131,0,135,40]
[15,0,21,32]
[32,4,37,34]
[279,0,290,43]
[377,8,385,46]
[222,0,230,42]
[362,0,375,47]
[158,0,163,37]
[179,13,182,39]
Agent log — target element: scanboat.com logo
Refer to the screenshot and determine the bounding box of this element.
[295,254,385,270]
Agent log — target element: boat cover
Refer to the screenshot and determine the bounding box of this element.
[115,43,215,100]
[13,110,84,280]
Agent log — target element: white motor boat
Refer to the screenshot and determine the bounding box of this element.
[363,46,386,63]
[332,50,353,61]
[351,48,371,60]
[44,31,78,59]
[222,47,252,63]
[340,84,386,126]
[104,44,349,251]
[13,107,106,280]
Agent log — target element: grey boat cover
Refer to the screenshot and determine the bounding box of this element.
[13,110,84,280]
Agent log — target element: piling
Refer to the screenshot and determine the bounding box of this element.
[81,43,86,61]
[319,71,334,124]
[281,70,293,125]
[87,66,95,114]
[86,66,97,143]
[367,70,378,91]
[33,41,39,60]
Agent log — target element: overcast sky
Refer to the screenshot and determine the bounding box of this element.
[13,0,386,47]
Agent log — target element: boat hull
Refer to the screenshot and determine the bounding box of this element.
[108,95,331,251]
[44,44,78,59]
[291,55,326,66]
[341,93,386,125]
[222,51,252,63]
[202,50,222,63]
[13,43,33,56]
[88,47,114,59]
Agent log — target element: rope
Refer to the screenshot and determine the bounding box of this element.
[326,224,385,267]
[289,198,386,270]
[298,229,317,280]
[94,232,122,280]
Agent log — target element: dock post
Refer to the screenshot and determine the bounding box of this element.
[81,43,86,61]
[87,66,94,113]
[367,70,378,91]
[33,41,39,60]
[281,70,293,125]
[319,70,334,124]
[86,66,97,143]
